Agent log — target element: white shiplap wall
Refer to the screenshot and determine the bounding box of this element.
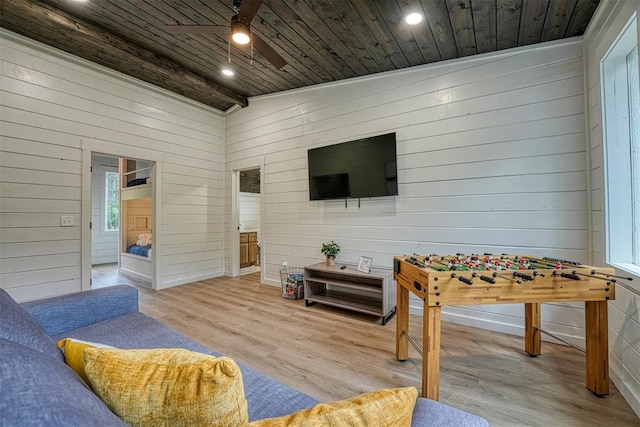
[225,39,590,342]
[0,29,225,301]
[583,0,640,417]
[91,155,118,265]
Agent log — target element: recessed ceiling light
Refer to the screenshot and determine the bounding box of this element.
[405,13,423,25]
[222,68,234,77]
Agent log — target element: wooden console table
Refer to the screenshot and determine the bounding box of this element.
[393,254,616,400]
[304,262,396,325]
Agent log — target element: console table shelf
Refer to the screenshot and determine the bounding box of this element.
[305,278,383,294]
[303,262,396,325]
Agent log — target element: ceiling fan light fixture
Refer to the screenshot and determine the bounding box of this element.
[222,68,234,76]
[231,21,250,45]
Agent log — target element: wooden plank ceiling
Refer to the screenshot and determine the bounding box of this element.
[1,0,600,111]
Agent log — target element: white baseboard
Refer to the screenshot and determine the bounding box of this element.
[158,270,223,290]
[240,265,261,275]
[262,277,280,287]
[610,353,640,418]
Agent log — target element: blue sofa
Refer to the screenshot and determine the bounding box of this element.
[0,285,489,426]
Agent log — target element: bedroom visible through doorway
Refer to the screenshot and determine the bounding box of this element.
[90,154,154,289]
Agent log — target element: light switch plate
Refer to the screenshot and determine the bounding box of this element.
[60,216,74,226]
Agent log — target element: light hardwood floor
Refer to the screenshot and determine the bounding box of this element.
[130,273,638,427]
[92,263,150,289]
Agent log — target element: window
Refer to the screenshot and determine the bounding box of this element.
[602,15,639,272]
[105,171,119,232]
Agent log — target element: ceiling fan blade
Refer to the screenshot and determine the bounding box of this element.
[165,25,227,35]
[237,0,263,24]
[252,33,286,69]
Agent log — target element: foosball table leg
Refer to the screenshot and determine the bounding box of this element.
[585,300,610,396]
[423,304,441,400]
[396,284,409,361]
[525,303,541,356]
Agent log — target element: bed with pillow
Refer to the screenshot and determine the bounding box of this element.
[120,233,152,284]
[126,233,152,258]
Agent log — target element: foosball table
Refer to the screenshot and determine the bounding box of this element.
[393,254,627,400]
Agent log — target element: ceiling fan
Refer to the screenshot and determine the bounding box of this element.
[164,0,287,69]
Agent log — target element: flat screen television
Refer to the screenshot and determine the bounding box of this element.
[308,132,398,200]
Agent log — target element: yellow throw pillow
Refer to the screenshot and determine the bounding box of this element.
[248,386,418,427]
[57,338,113,385]
[83,347,248,427]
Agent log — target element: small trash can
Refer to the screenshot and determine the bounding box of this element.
[280,267,305,300]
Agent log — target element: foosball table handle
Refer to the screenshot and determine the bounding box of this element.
[480,275,496,284]
[451,272,473,285]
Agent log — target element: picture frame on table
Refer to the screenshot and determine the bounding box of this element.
[357,256,373,273]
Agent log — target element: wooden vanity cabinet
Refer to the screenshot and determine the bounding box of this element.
[240,232,258,267]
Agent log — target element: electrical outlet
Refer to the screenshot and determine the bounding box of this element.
[282,260,287,267]
[60,216,74,226]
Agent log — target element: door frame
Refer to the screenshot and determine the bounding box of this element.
[229,157,264,280]
[81,139,164,290]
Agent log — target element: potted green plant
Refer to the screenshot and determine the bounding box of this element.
[321,241,340,266]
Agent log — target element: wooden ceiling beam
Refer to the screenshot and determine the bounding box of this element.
[0,0,247,109]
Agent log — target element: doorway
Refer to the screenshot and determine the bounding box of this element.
[238,168,261,275]
[88,153,156,289]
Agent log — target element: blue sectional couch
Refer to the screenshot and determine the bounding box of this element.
[0,285,489,426]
